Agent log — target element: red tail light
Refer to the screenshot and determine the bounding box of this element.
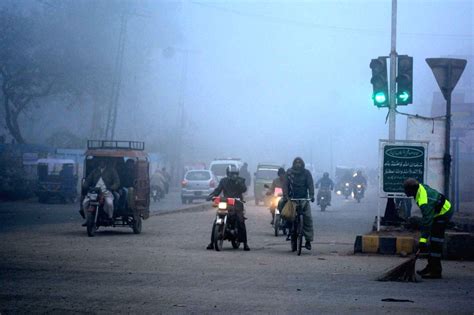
[209,180,216,188]
[181,180,188,187]
[213,197,221,206]
[227,198,235,206]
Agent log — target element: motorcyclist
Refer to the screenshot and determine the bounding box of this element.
[283,157,315,250]
[316,172,334,206]
[206,165,250,251]
[266,167,286,225]
[351,170,367,196]
[81,158,120,226]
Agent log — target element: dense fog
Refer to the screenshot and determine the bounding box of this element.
[0,0,472,175]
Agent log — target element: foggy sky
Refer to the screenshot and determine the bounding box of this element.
[6,0,474,174]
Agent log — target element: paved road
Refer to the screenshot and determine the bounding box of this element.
[1,188,473,313]
[0,190,199,233]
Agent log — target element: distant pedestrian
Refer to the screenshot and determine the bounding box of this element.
[240,162,251,187]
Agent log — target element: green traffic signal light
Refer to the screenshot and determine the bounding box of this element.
[374,92,387,104]
[370,57,389,107]
[398,91,409,102]
[396,55,413,105]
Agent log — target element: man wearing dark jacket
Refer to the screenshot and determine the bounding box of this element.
[206,165,250,251]
[284,157,315,250]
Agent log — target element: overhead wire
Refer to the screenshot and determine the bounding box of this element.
[190,1,474,39]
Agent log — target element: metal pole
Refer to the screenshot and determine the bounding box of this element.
[382,0,398,230]
[444,83,452,198]
[388,0,397,141]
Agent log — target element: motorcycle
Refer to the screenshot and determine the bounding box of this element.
[341,182,351,199]
[353,184,364,203]
[151,185,162,203]
[317,188,331,211]
[268,187,287,237]
[211,197,244,251]
[84,187,142,237]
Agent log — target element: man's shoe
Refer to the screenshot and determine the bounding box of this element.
[416,265,431,276]
[270,219,274,225]
[81,222,87,227]
[206,243,214,250]
[244,244,250,251]
[421,272,442,279]
[305,241,312,250]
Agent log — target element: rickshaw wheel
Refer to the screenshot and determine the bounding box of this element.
[132,215,142,234]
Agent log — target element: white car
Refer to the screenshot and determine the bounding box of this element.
[209,158,243,182]
[181,170,218,204]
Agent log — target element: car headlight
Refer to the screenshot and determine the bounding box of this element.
[218,202,227,210]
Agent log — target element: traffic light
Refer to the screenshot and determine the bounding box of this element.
[396,55,413,105]
[370,57,389,107]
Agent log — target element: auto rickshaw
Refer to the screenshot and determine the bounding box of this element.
[37,158,78,203]
[81,140,150,236]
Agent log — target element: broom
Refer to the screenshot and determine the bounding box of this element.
[377,253,419,282]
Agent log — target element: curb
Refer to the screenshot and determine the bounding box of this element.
[354,235,415,255]
[354,232,474,260]
[152,203,211,217]
[150,196,256,217]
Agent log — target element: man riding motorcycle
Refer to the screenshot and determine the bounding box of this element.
[351,170,367,197]
[316,172,334,206]
[283,157,315,250]
[81,158,120,226]
[206,165,250,251]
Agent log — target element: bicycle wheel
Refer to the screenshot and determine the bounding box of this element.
[297,214,304,256]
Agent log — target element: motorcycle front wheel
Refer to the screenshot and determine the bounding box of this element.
[213,224,224,251]
[231,239,240,249]
[274,214,280,237]
[86,212,96,237]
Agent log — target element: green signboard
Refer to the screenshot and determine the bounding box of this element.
[382,144,426,194]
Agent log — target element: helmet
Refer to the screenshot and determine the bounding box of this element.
[403,178,419,197]
[277,167,285,176]
[323,172,329,177]
[226,164,239,177]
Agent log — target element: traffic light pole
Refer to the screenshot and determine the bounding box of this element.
[381,0,398,230]
[388,0,397,141]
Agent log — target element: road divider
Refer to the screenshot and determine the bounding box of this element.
[354,232,474,260]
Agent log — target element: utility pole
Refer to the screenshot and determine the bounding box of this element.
[105,13,128,140]
[388,0,397,141]
[382,0,398,226]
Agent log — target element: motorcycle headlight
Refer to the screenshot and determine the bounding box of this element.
[218,202,227,210]
[336,190,341,195]
[345,183,350,187]
[357,184,362,188]
[88,193,98,200]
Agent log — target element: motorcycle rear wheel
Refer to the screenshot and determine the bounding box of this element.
[213,224,224,251]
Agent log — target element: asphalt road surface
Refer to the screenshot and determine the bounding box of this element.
[1,188,473,313]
